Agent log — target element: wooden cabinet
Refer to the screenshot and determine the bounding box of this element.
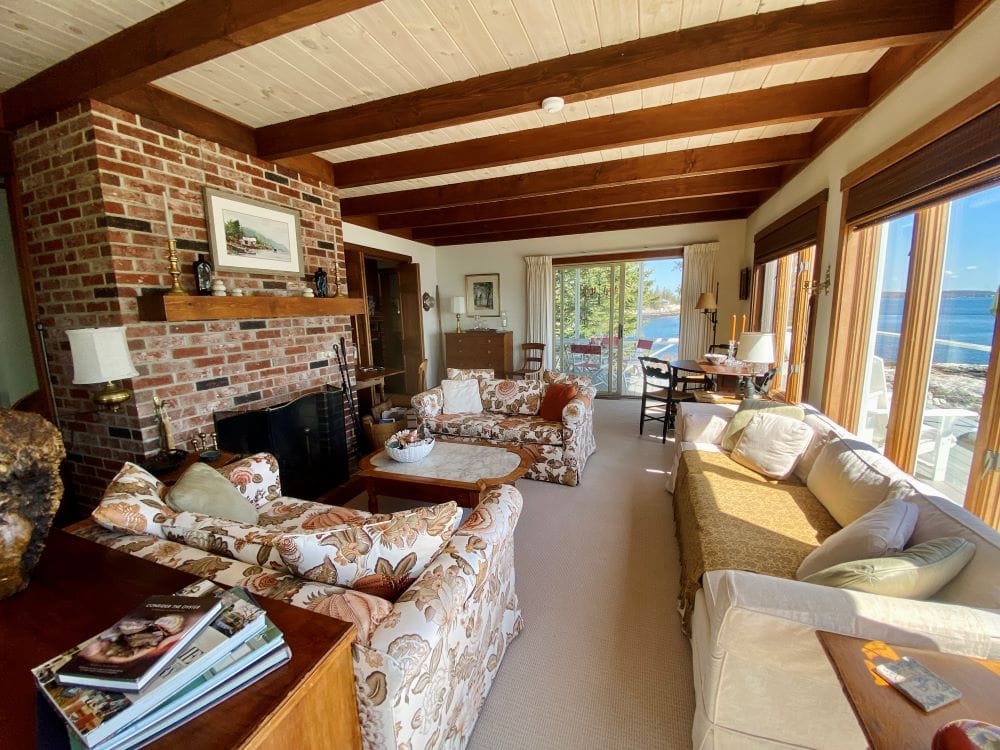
[446,331,513,377]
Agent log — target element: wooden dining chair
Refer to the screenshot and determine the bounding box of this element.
[639,356,695,442]
[509,343,545,380]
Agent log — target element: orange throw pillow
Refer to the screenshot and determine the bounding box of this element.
[540,383,579,421]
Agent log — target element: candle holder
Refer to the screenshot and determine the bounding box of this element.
[726,340,738,364]
[166,239,185,295]
[331,261,341,298]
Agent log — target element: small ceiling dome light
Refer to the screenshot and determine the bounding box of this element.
[541,96,565,114]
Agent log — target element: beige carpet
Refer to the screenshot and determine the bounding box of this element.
[348,400,694,749]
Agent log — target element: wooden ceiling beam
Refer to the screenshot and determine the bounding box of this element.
[341,134,810,217]
[333,76,869,188]
[431,211,751,246]
[410,194,762,241]
[1,0,379,129]
[256,0,953,159]
[378,169,781,229]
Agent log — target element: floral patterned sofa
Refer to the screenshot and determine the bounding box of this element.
[411,369,596,486]
[69,454,523,750]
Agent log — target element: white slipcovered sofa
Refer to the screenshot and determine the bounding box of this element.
[669,402,1000,749]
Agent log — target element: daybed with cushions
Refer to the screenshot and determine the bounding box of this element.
[70,454,524,750]
[668,401,1000,749]
[412,368,596,486]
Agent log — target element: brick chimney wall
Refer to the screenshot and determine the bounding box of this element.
[14,101,355,509]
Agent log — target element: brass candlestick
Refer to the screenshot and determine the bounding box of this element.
[331,261,341,297]
[166,238,185,295]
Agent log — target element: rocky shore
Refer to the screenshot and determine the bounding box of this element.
[884,363,986,413]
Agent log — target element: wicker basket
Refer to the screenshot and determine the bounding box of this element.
[384,433,435,463]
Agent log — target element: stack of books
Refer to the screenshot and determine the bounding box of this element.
[33,580,291,750]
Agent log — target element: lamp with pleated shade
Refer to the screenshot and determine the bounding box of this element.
[67,327,138,411]
[451,296,466,333]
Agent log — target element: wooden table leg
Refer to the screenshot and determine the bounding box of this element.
[365,481,380,514]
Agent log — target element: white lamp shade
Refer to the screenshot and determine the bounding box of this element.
[695,292,717,310]
[68,327,138,384]
[451,296,466,314]
[738,332,775,364]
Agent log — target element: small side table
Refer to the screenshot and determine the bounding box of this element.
[817,631,1000,750]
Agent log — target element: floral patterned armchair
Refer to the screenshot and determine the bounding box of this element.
[71,455,524,750]
[412,371,596,486]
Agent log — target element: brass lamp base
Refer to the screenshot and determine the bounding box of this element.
[455,313,463,333]
[93,381,132,411]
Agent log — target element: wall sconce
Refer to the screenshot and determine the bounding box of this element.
[805,265,832,296]
[67,326,139,411]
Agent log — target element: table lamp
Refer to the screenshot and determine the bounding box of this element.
[67,326,139,411]
[736,332,775,400]
[451,296,466,333]
[695,285,719,346]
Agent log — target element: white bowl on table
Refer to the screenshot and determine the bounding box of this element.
[704,353,727,365]
[384,430,435,463]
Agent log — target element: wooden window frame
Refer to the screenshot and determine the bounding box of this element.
[824,75,1000,525]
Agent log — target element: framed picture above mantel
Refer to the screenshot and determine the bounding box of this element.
[466,273,500,317]
[204,187,302,275]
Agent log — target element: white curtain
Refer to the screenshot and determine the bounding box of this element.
[524,256,553,369]
[679,243,718,359]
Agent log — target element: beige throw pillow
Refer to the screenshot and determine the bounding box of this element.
[276,502,463,600]
[730,412,815,480]
[719,400,805,452]
[441,378,483,413]
[796,494,919,579]
[802,537,975,599]
[806,438,893,527]
[166,462,259,524]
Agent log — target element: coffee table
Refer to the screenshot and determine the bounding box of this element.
[358,439,532,513]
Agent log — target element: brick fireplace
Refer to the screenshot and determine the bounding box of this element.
[14,101,356,511]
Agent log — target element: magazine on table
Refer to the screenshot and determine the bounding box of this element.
[66,588,289,750]
[56,595,222,691]
[34,583,267,748]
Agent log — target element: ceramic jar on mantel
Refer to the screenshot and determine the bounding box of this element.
[0,408,66,599]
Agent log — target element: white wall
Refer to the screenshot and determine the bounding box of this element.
[745,1,1000,406]
[435,219,748,369]
[0,189,38,406]
[341,223,443,384]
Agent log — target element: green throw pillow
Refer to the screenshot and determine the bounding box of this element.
[802,537,975,599]
[166,462,259,524]
[720,400,805,452]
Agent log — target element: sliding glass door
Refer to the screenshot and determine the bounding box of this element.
[553,258,683,396]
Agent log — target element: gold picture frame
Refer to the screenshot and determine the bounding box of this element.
[465,273,501,317]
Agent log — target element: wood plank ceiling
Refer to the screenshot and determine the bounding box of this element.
[0,0,989,245]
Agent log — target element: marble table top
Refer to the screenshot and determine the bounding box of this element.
[368,441,522,482]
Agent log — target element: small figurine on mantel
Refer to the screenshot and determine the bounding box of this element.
[314,268,328,298]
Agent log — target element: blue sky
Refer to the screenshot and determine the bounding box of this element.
[883,182,1000,293]
[647,258,683,292]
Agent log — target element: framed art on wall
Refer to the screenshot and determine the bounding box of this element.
[204,187,302,275]
[466,273,501,316]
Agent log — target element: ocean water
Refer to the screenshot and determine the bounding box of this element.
[637,315,680,345]
[876,294,995,366]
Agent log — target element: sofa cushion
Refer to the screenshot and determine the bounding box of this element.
[543,370,591,387]
[92,462,177,537]
[794,412,842,482]
[681,410,731,445]
[731,412,815,480]
[796,493,919,579]
[276,502,463,600]
[166,462,259,524]
[900,480,1000,608]
[720,400,805,452]
[258,498,370,532]
[426,413,503,439]
[441,378,484,413]
[163,511,286,570]
[802,537,976,599]
[480,379,543,415]
[215,453,282,508]
[490,416,564,446]
[539,383,579,421]
[807,437,895,526]
[446,368,494,381]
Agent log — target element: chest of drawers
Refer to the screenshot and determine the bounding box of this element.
[445,331,513,377]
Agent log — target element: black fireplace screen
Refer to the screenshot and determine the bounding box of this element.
[214,385,348,500]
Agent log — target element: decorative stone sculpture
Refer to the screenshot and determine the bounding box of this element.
[0,408,66,599]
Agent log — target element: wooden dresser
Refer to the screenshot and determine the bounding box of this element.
[445,331,513,377]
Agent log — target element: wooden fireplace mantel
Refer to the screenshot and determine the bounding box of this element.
[137,294,366,321]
